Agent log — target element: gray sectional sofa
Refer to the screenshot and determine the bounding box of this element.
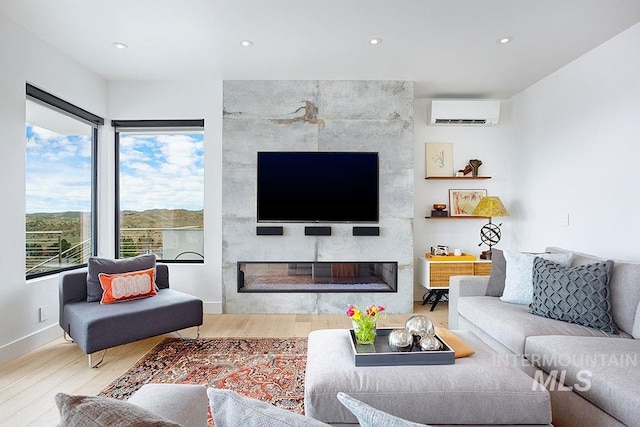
[449,247,640,427]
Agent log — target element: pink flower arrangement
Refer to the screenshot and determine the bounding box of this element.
[346,304,386,344]
[346,304,385,321]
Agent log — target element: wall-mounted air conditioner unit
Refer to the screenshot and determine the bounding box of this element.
[429,99,500,126]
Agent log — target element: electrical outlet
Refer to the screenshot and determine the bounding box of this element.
[560,213,570,227]
[39,305,48,322]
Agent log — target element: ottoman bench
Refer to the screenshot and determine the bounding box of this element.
[304,329,552,426]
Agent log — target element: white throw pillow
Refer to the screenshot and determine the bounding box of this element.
[500,251,573,305]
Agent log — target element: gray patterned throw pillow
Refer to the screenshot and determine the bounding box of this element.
[530,257,618,334]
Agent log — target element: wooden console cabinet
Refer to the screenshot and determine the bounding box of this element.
[417,257,491,311]
[417,257,492,289]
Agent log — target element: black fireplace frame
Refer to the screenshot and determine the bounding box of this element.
[237,261,398,293]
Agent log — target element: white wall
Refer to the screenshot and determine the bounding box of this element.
[107,81,224,313]
[412,99,512,299]
[0,13,108,363]
[509,22,640,259]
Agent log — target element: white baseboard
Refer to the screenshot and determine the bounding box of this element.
[0,323,61,365]
[204,301,222,314]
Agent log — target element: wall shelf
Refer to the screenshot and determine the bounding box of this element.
[425,176,491,180]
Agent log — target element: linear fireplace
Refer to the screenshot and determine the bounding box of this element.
[237,261,398,293]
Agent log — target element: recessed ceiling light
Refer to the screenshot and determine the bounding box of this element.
[368,37,382,45]
[240,39,254,47]
[497,37,513,44]
[112,42,128,50]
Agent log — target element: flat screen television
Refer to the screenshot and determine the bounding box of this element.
[257,151,379,223]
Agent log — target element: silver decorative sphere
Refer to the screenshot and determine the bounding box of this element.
[419,335,443,351]
[387,328,413,352]
[404,315,435,339]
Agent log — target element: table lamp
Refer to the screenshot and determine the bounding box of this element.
[471,196,509,260]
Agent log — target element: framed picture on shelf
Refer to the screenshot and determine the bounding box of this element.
[449,189,486,216]
[425,142,453,177]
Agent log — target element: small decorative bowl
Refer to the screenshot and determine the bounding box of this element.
[433,204,447,211]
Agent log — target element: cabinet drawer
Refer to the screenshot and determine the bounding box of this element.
[429,263,474,287]
[474,263,492,276]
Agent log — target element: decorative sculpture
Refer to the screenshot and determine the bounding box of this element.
[469,159,482,176]
[388,328,414,352]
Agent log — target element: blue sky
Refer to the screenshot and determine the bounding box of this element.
[26,125,204,213]
[25,124,92,213]
[119,132,204,211]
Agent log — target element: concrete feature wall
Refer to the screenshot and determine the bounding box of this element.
[222,80,414,314]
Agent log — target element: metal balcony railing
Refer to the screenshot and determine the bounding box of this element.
[119,227,203,260]
[26,226,204,276]
[26,231,91,276]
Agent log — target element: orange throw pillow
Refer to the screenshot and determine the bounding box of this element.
[98,268,157,304]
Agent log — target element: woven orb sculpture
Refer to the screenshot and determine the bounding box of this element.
[480,222,501,247]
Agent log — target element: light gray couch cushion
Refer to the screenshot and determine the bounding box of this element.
[305,329,551,425]
[458,296,627,355]
[547,247,640,336]
[127,384,208,427]
[525,335,640,426]
[530,257,617,334]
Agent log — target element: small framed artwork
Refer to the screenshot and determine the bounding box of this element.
[425,142,453,177]
[449,189,487,216]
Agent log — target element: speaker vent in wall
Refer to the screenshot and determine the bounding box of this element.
[256,226,284,236]
[352,226,380,236]
[304,226,332,236]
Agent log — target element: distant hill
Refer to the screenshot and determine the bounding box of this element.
[120,209,203,229]
[26,209,203,243]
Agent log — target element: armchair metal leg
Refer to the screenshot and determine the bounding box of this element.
[175,326,200,340]
[88,350,107,368]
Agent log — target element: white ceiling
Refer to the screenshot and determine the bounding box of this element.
[2,0,640,98]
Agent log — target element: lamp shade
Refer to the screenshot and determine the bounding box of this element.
[472,196,509,218]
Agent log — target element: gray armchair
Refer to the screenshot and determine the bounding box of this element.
[59,264,203,367]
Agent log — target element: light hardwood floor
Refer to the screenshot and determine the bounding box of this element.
[0,302,447,426]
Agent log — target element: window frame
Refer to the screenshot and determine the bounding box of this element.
[25,83,104,279]
[112,119,205,263]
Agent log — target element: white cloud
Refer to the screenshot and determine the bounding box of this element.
[119,133,204,211]
[26,125,92,212]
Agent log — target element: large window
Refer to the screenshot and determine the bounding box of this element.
[25,84,103,279]
[114,120,205,261]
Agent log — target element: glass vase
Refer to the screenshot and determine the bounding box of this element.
[352,320,377,345]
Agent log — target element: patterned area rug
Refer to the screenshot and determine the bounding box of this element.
[99,337,308,424]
